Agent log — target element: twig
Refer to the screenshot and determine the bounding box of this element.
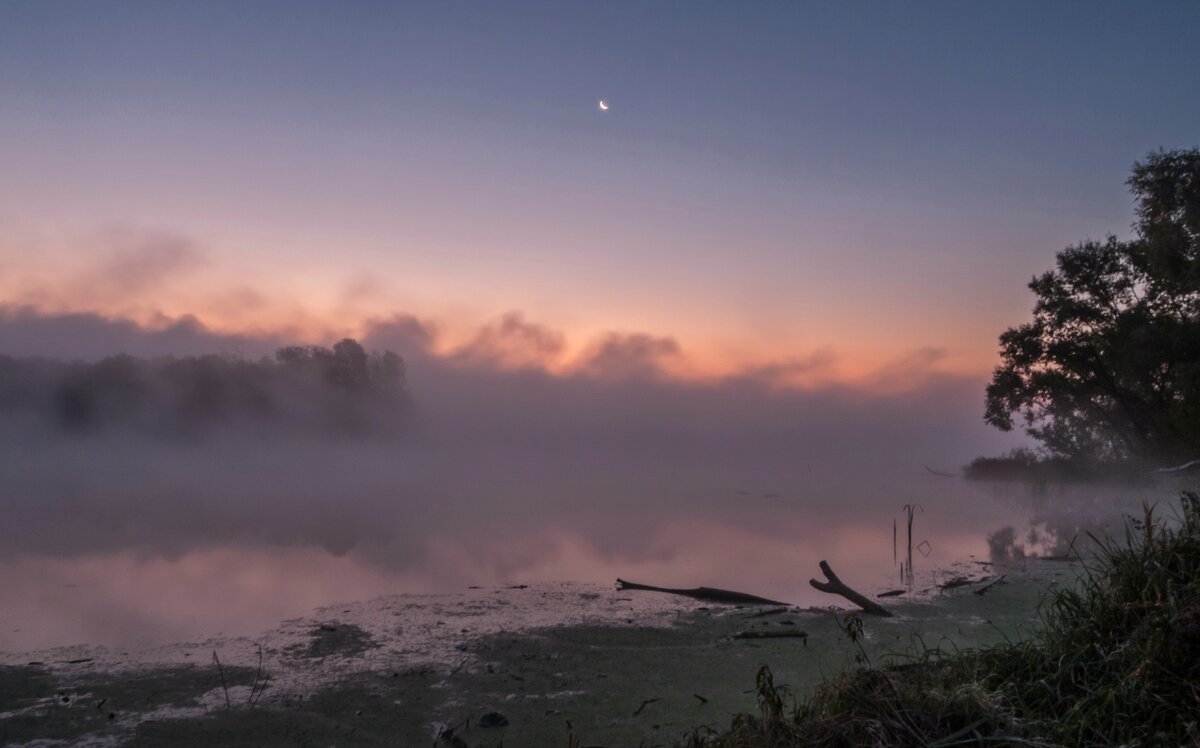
[212,651,231,711]
[902,503,923,587]
[632,697,659,717]
[732,629,808,640]
[435,719,470,748]
[248,644,268,708]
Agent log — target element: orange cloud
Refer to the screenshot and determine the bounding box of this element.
[573,332,682,381]
[449,311,566,370]
[0,222,997,392]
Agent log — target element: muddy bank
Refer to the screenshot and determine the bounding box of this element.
[0,561,1080,747]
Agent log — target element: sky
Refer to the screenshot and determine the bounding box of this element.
[3,1,1199,384]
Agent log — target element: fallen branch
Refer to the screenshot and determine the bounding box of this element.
[615,579,787,606]
[809,560,893,617]
[732,629,808,640]
[973,574,1006,595]
[1155,458,1200,474]
[939,576,976,590]
[632,697,659,717]
[744,607,792,618]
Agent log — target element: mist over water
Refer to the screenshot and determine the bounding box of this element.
[0,308,1175,651]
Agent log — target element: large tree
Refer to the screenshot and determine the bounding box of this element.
[985,149,1200,464]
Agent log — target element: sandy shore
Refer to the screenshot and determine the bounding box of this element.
[0,558,1081,747]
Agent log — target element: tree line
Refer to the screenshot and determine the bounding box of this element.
[0,338,411,437]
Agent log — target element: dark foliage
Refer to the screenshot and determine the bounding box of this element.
[0,338,411,437]
[963,448,1149,483]
[682,493,1200,747]
[985,149,1200,464]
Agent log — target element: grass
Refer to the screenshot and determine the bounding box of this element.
[681,492,1200,747]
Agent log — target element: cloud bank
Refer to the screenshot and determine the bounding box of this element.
[0,305,1018,570]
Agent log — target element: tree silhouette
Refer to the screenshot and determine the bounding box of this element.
[0,338,410,436]
[986,149,1200,464]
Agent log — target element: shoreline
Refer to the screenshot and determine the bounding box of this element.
[1,559,1080,746]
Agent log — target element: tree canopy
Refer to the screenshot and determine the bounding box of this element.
[0,338,412,437]
[985,148,1200,465]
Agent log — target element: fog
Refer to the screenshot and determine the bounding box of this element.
[1,305,1162,650]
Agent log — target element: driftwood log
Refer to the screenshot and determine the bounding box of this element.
[939,576,976,590]
[973,574,1006,595]
[615,579,788,606]
[809,560,893,617]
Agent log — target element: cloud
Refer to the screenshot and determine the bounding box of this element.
[864,346,952,393]
[0,304,276,360]
[449,311,566,370]
[212,286,270,313]
[97,228,205,290]
[574,332,682,381]
[732,348,838,388]
[340,274,387,304]
[362,313,438,357]
[61,228,206,309]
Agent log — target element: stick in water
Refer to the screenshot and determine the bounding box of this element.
[809,560,893,617]
[615,579,787,606]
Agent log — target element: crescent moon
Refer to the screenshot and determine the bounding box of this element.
[598,100,609,111]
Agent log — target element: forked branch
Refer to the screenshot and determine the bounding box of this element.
[809,560,893,617]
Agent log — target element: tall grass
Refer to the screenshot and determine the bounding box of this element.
[681,492,1200,747]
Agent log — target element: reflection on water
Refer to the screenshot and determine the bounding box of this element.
[0,358,1190,654]
[1,444,1184,653]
